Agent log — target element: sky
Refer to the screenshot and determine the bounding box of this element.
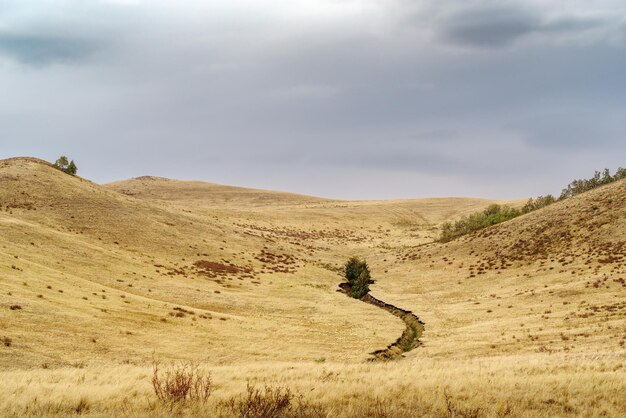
[1,0,625,200]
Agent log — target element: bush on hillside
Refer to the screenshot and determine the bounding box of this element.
[439,166,626,242]
[439,204,521,243]
[559,167,625,199]
[522,194,556,214]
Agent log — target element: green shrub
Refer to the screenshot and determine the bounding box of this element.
[343,257,372,299]
[439,204,521,242]
[349,269,371,299]
[522,195,556,214]
[439,166,625,242]
[66,160,78,175]
[560,167,625,199]
[344,257,368,287]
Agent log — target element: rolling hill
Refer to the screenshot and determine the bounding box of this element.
[1,157,624,417]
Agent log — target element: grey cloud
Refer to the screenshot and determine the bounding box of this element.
[0,33,101,65]
[507,109,626,150]
[542,16,608,33]
[0,1,625,200]
[440,5,538,47]
[438,4,617,48]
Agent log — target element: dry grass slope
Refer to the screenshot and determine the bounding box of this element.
[1,157,624,417]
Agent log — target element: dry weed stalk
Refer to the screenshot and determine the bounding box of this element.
[151,360,213,404]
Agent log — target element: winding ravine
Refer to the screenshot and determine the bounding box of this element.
[339,283,425,361]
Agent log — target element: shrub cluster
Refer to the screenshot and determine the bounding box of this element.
[521,195,556,214]
[559,167,626,199]
[439,204,521,243]
[439,166,626,242]
[344,257,371,299]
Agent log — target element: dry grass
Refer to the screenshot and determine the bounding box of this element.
[222,383,328,418]
[152,361,213,404]
[0,157,624,416]
[0,357,623,417]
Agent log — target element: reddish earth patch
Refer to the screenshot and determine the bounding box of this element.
[193,260,253,278]
[254,248,299,274]
[235,222,367,245]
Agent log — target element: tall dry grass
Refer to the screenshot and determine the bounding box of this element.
[1,355,624,417]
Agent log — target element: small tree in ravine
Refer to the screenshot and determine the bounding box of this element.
[344,257,371,299]
[54,156,78,175]
[344,257,367,287]
[349,269,371,299]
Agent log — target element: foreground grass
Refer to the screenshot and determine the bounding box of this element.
[1,355,624,417]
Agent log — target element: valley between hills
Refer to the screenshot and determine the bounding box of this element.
[1,157,624,417]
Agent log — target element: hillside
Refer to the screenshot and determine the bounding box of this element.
[106,174,513,249]
[0,158,411,368]
[371,178,626,360]
[1,157,624,417]
[0,158,506,368]
[106,176,330,207]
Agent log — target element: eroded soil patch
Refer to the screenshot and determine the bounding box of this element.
[339,282,424,361]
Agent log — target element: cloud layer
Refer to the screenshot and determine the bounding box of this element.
[1,0,625,199]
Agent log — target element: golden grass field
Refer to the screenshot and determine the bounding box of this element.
[1,157,624,417]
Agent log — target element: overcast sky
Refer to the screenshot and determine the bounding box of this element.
[1,0,625,199]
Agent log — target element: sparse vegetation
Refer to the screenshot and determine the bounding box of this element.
[440,166,626,241]
[444,390,481,418]
[223,383,326,418]
[224,384,293,418]
[152,361,213,404]
[521,195,556,214]
[74,397,89,414]
[560,167,626,199]
[439,204,521,242]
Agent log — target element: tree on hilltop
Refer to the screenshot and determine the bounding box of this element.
[66,160,78,175]
[54,156,69,170]
[54,156,78,175]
